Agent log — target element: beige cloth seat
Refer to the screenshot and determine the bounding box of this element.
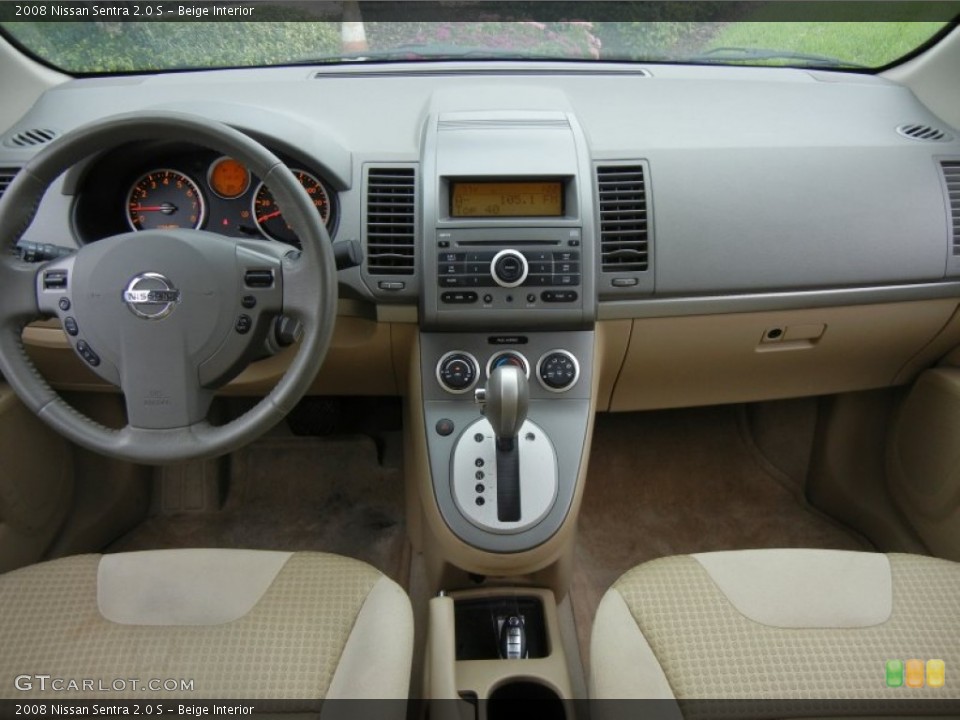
[590,549,960,702]
[0,549,413,701]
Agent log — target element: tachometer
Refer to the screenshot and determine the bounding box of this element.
[252,169,331,246]
[127,169,206,231]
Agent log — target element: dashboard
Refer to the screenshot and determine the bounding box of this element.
[3,60,960,411]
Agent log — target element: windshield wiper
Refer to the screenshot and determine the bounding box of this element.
[682,47,867,69]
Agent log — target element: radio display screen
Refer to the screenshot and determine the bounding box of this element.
[451,180,563,218]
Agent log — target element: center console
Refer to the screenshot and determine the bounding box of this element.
[409,109,598,701]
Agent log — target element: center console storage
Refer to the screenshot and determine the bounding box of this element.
[427,588,572,713]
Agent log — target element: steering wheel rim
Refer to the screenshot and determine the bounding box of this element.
[0,111,337,464]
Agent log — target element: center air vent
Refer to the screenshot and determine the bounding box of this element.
[597,164,650,273]
[897,123,952,142]
[4,128,59,148]
[0,168,19,201]
[942,160,960,256]
[365,166,416,275]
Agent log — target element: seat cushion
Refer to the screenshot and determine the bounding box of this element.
[0,549,413,700]
[590,549,960,700]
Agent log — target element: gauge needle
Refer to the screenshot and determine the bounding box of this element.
[257,210,283,223]
[133,203,177,214]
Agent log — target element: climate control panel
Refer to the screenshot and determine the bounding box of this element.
[436,347,580,394]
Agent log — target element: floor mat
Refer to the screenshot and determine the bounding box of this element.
[108,435,408,584]
[571,405,872,669]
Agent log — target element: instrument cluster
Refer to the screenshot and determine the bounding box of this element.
[74,144,337,249]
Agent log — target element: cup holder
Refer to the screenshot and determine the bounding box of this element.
[488,681,565,720]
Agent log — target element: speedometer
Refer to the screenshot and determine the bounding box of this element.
[127,169,206,231]
[252,169,331,246]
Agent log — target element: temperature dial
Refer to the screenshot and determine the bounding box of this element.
[490,249,528,288]
[437,352,480,394]
[537,350,580,392]
[486,350,530,379]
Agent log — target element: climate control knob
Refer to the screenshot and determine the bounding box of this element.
[437,351,480,394]
[490,249,529,288]
[537,350,580,392]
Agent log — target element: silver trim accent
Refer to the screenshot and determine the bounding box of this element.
[435,351,481,395]
[451,417,558,534]
[490,249,529,289]
[596,281,960,320]
[126,168,207,232]
[536,349,581,393]
[485,350,530,380]
[122,272,181,320]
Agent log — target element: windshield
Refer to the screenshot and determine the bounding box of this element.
[0,5,954,74]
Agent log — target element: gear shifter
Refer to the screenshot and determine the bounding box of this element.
[477,365,529,522]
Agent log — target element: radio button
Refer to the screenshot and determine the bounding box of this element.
[440,276,465,288]
[553,251,579,262]
[555,262,579,274]
[440,252,465,263]
[441,291,479,304]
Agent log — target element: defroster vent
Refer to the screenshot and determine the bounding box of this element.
[0,168,19,201]
[942,160,960,256]
[597,165,649,272]
[365,166,416,275]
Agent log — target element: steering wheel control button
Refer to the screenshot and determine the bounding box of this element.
[241,295,257,309]
[235,314,253,334]
[435,418,455,437]
[123,272,181,320]
[436,351,480,394]
[58,297,71,311]
[43,270,68,290]
[63,317,79,336]
[537,350,580,392]
[490,249,529,288]
[244,269,275,288]
[75,341,100,367]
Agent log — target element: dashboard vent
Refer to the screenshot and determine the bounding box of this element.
[365,166,416,275]
[4,128,59,148]
[897,123,952,142]
[942,160,960,256]
[0,168,19,201]
[597,165,649,272]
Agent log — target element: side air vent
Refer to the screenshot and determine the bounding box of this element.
[0,167,19,201]
[897,123,952,142]
[4,128,59,148]
[597,165,650,273]
[942,160,960,256]
[365,166,416,275]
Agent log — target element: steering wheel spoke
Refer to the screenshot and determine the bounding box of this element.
[0,255,45,326]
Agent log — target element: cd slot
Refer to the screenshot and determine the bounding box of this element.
[456,240,561,247]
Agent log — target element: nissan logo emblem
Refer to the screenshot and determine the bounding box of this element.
[123,272,181,320]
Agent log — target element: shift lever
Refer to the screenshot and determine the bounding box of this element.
[476,365,529,521]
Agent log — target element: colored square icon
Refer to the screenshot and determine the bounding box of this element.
[886,659,904,687]
[927,659,946,689]
[906,659,925,688]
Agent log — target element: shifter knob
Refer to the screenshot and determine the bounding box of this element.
[483,365,529,442]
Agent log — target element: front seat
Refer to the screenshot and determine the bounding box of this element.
[0,549,413,701]
[590,549,960,703]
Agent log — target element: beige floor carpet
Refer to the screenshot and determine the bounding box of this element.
[108,435,408,585]
[571,405,872,670]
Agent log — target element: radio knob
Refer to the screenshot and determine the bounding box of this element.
[490,249,528,288]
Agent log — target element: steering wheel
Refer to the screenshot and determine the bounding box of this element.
[0,112,337,464]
